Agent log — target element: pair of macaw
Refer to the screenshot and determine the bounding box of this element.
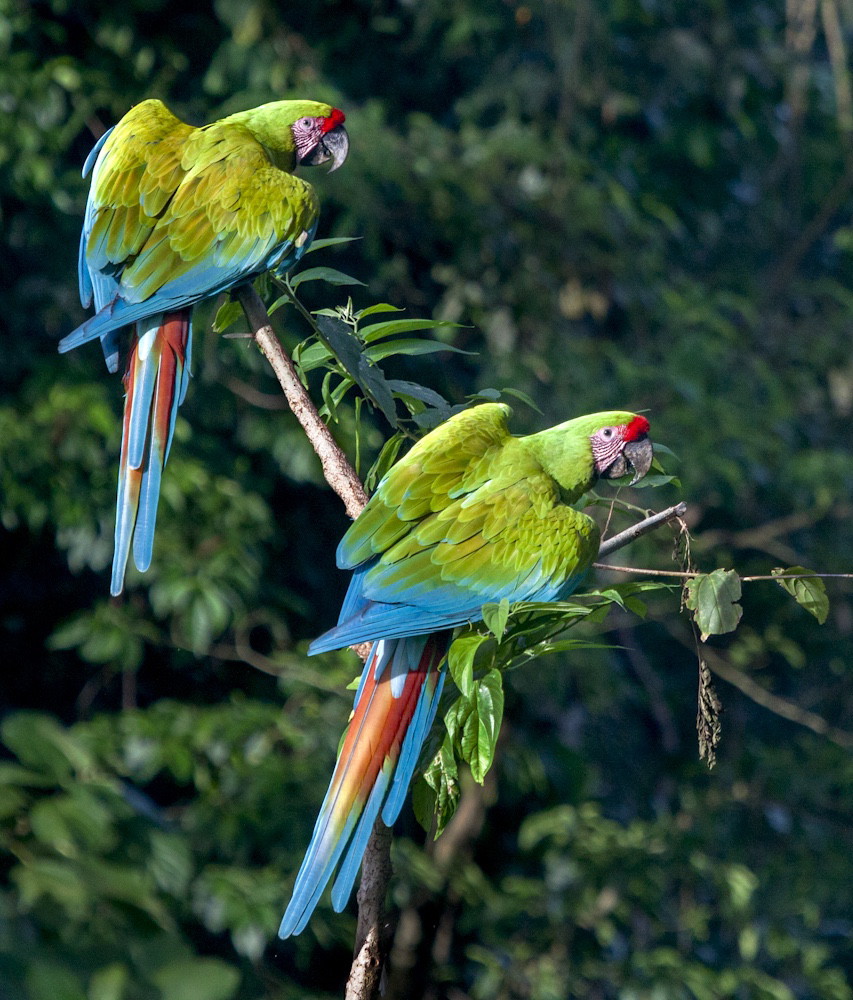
[62,99,654,938]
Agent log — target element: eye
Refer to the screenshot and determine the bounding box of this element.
[299,117,313,128]
[602,427,613,438]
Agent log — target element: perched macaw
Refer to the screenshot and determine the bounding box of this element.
[58,99,349,595]
[278,402,653,936]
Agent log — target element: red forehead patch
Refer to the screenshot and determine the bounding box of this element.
[624,415,650,440]
[322,108,346,133]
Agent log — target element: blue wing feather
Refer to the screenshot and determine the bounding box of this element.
[82,126,114,179]
[308,564,588,654]
[59,232,303,357]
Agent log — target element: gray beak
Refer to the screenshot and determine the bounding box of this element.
[601,435,654,485]
[301,124,349,172]
[623,435,654,485]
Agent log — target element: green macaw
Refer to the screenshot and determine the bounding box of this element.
[279,402,653,936]
[58,98,348,594]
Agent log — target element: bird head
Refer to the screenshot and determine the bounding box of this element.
[228,101,349,173]
[292,107,349,171]
[589,414,653,485]
[527,410,653,501]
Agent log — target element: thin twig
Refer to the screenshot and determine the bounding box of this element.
[595,564,853,583]
[597,503,687,557]
[668,630,853,750]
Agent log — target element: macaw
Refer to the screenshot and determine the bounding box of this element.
[58,98,349,595]
[278,402,653,937]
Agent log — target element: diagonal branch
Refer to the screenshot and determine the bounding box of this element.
[597,502,687,557]
[237,284,368,519]
[665,625,853,750]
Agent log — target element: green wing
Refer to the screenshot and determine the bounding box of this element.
[340,403,516,566]
[85,100,320,306]
[326,404,600,645]
[85,100,193,273]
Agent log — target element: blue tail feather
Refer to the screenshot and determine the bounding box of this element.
[132,455,162,573]
[111,471,135,597]
[279,635,449,938]
[382,666,446,826]
[330,765,392,913]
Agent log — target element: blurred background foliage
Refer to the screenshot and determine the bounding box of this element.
[1,0,851,997]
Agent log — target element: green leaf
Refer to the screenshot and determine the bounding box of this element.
[629,473,681,489]
[316,315,398,425]
[149,831,193,895]
[772,566,829,624]
[212,300,243,333]
[364,432,406,493]
[413,734,460,838]
[447,634,487,698]
[320,370,346,423]
[530,639,619,657]
[303,235,360,253]
[356,360,398,426]
[357,302,405,319]
[363,339,471,362]
[0,760,58,787]
[360,318,456,343]
[498,387,543,414]
[684,569,743,640]
[288,266,365,289]
[152,959,239,1000]
[652,442,680,461]
[315,314,369,375]
[446,669,505,784]
[1,713,94,782]
[266,292,292,317]
[412,404,468,429]
[385,379,450,410]
[292,340,334,374]
[482,598,511,640]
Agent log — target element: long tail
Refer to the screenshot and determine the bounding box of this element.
[278,630,452,938]
[111,310,192,596]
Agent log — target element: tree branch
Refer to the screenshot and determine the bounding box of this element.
[236,284,368,519]
[348,823,393,999]
[597,502,687,558]
[666,627,853,750]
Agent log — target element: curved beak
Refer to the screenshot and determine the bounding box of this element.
[623,435,654,484]
[601,434,654,485]
[301,124,349,172]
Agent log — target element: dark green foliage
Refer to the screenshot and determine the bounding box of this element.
[2,1,852,998]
